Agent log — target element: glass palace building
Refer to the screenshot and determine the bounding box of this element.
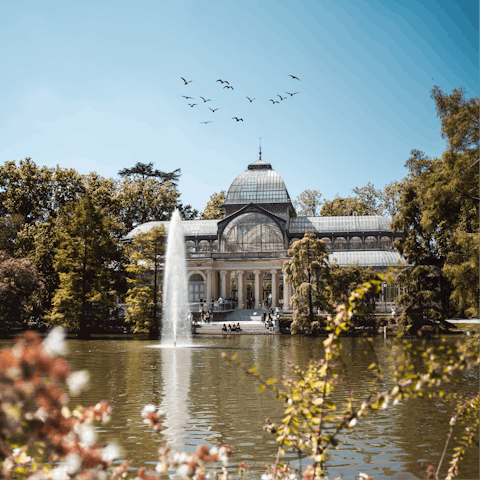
[124,155,406,312]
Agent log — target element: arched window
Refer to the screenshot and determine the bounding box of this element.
[221,213,284,252]
[365,236,377,249]
[321,238,332,251]
[350,236,362,249]
[334,237,347,250]
[212,240,219,251]
[186,241,196,253]
[198,240,210,251]
[188,273,205,302]
[380,236,392,250]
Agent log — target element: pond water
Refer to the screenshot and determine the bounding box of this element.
[3,334,478,479]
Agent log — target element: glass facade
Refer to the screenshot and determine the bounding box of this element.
[122,157,405,269]
[328,251,407,267]
[289,216,392,234]
[221,213,284,252]
[224,169,291,205]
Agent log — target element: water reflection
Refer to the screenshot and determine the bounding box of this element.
[160,347,192,451]
[0,335,476,479]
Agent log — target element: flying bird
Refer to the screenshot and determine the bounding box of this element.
[181,77,193,85]
[216,79,229,84]
[277,95,287,101]
[223,85,234,90]
[181,96,194,99]
[269,99,279,104]
[232,117,243,122]
[246,96,255,102]
[200,121,213,124]
[285,92,299,96]
[200,97,211,102]
[208,108,219,112]
[288,75,300,80]
[188,104,197,107]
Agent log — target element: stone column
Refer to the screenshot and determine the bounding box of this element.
[220,270,227,299]
[206,271,212,304]
[270,269,277,308]
[283,271,289,309]
[237,270,244,309]
[254,270,261,309]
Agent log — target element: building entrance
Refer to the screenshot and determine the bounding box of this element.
[188,274,205,302]
[246,271,254,309]
[262,272,272,308]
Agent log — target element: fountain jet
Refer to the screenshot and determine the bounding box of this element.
[162,210,191,346]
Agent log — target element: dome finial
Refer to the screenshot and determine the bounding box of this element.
[259,137,262,160]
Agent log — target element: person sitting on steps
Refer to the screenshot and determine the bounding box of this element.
[227,324,232,332]
[222,324,227,332]
[236,322,241,332]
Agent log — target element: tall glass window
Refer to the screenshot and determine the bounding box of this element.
[221,213,284,252]
[188,274,205,302]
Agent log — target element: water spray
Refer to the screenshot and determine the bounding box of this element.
[161,209,190,347]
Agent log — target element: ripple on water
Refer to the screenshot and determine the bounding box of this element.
[21,335,474,480]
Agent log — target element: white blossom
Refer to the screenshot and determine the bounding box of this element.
[349,418,357,427]
[65,453,82,474]
[102,443,121,462]
[141,404,156,418]
[359,474,370,480]
[67,370,90,396]
[177,464,190,478]
[43,327,66,356]
[218,446,229,466]
[173,451,187,464]
[52,466,69,480]
[75,423,96,447]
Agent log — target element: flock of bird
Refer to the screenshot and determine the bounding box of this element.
[180,75,300,124]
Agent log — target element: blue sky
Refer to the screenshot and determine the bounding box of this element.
[1,0,478,213]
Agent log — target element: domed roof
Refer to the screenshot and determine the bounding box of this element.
[224,156,291,206]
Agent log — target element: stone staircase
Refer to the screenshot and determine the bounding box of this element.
[193,309,273,335]
[193,322,272,335]
[208,308,266,323]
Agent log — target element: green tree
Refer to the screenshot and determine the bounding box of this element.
[381,180,404,218]
[0,251,44,330]
[118,162,197,233]
[320,196,372,216]
[393,87,479,320]
[46,196,120,339]
[284,232,329,333]
[351,180,405,218]
[325,264,379,318]
[293,189,323,216]
[125,226,165,338]
[0,158,52,225]
[392,151,453,333]
[351,182,382,215]
[0,214,24,256]
[201,191,226,219]
[425,87,479,317]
